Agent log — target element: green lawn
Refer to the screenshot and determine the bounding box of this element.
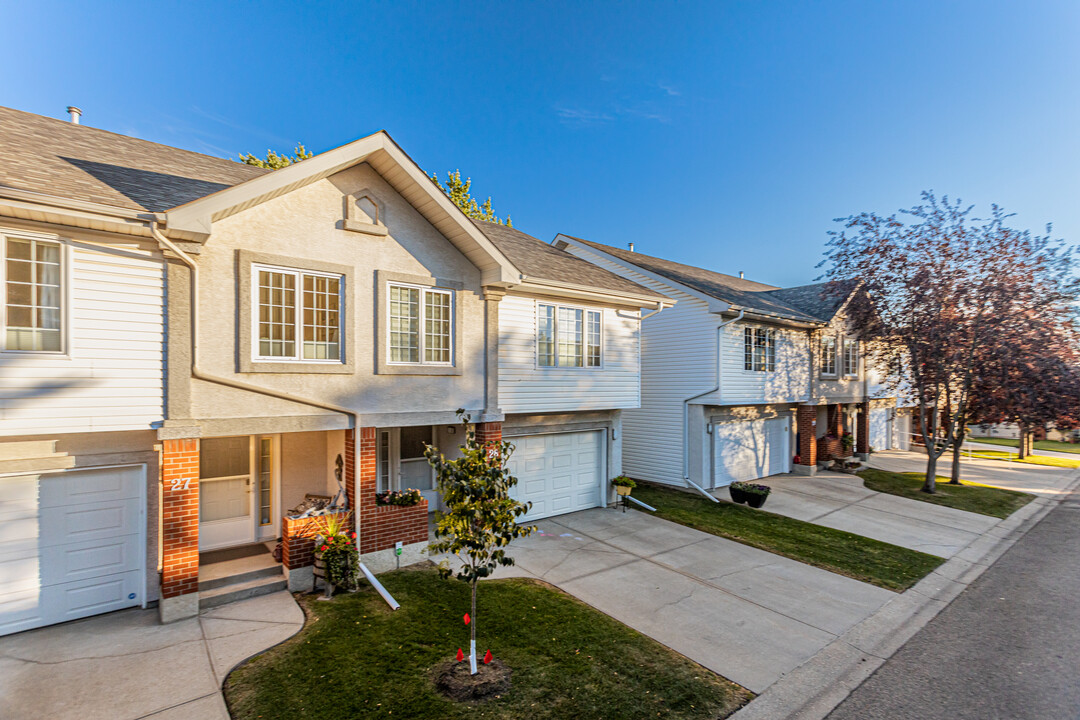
[225,566,751,720]
[633,484,943,592]
[970,436,1080,455]
[962,446,1080,469]
[859,468,1035,519]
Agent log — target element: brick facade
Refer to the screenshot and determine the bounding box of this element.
[856,401,870,454]
[344,428,356,511]
[161,438,199,600]
[796,406,817,466]
[356,426,430,555]
[282,511,350,570]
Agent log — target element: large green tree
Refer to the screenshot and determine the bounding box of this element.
[430,170,512,226]
[425,411,533,674]
[238,144,313,169]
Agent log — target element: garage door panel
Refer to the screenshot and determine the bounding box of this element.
[509,431,604,522]
[714,418,789,487]
[870,409,888,450]
[0,467,144,636]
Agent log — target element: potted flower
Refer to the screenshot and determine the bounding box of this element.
[310,512,358,598]
[611,476,637,496]
[375,488,424,506]
[731,481,771,508]
[840,432,855,453]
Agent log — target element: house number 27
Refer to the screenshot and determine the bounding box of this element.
[169,478,194,492]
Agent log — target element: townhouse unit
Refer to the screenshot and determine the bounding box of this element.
[556,236,910,491]
[0,106,666,633]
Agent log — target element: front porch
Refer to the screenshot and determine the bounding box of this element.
[158,422,498,622]
[794,401,871,475]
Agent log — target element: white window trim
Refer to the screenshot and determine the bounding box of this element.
[0,229,70,357]
[743,326,777,373]
[820,335,838,378]
[535,301,604,369]
[385,282,455,366]
[250,262,345,364]
[843,338,859,378]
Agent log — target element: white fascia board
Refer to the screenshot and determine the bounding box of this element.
[162,132,522,283]
[554,234,730,314]
[510,278,675,308]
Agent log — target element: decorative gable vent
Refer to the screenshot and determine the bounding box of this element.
[343,191,388,236]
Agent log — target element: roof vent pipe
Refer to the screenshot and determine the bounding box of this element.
[628,242,635,252]
[739,271,744,279]
[66,106,82,124]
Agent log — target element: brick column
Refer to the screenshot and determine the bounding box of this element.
[795,406,817,474]
[856,401,870,455]
[160,438,200,623]
[357,427,379,554]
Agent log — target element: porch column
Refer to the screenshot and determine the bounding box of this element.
[160,438,200,623]
[476,421,503,446]
[856,401,870,456]
[357,427,379,554]
[794,406,817,476]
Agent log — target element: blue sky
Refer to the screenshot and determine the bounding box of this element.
[3,1,1078,286]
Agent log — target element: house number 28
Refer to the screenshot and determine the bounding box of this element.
[168,478,194,492]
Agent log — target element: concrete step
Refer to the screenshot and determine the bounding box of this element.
[199,563,281,592]
[199,575,287,610]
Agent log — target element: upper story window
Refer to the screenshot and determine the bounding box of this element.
[843,338,859,377]
[821,335,838,377]
[253,264,343,362]
[4,235,63,353]
[538,303,601,368]
[743,327,776,372]
[388,283,453,365]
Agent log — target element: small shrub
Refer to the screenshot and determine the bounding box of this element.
[611,476,637,488]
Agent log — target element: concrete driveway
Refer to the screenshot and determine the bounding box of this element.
[482,508,895,693]
[0,591,302,720]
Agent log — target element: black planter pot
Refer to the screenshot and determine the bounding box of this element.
[746,493,768,509]
[729,486,748,504]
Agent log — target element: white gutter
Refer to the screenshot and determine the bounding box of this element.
[638,301,666,321]
[150,222,357,424]
[682,310,745,500]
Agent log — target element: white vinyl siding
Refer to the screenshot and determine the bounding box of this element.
[0,234,164,435]
[499,295,638,413]
[722,322,808,406]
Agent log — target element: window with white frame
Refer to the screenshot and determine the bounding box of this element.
[4,235,63,352]
[743,327,776,372]
[843,338,859,377]
[388,283,453,364]
[537,303,602,368]
[821,335,838,376]
[253,265,343,362]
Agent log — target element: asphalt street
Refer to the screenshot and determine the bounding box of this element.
[828,489,1080,720]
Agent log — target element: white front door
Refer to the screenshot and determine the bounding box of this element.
[199,436,268,551]
[507,431,604,522]
[0,465,146,636]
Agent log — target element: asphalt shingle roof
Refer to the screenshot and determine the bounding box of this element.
[566,236,853,323]
[0,106,268,212]
[472,221,666,301]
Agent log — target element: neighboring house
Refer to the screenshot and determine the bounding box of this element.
[0,106,664,633]
[555,235,908,492]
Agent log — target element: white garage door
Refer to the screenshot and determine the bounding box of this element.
[869,409,890,451]
[713,417,790,488]
[0,466,145,636]
[507,431,604,522]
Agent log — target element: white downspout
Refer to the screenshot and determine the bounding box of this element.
[683,309,745,501]
[638,301,666,321]
[150,222,358,424]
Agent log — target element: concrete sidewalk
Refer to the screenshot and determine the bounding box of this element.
[870,449,1077,498]
[0,591,303,720]
[471,508,895,693]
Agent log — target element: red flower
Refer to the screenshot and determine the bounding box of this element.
[320,545,329,552]
[350,531,357,539]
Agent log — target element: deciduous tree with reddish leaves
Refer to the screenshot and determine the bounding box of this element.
[822,192,1079,493]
